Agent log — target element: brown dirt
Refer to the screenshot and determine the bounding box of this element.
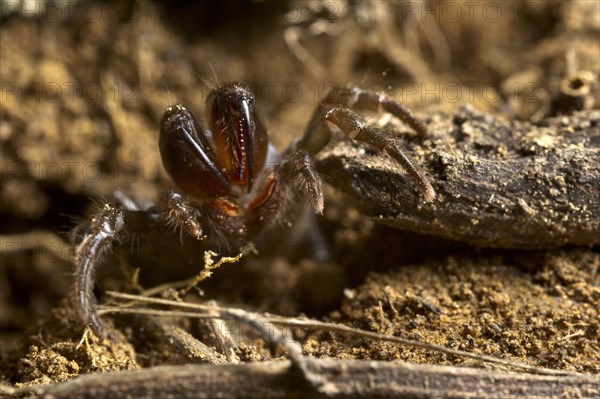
[305,249,599,373]
[1,0,598,390]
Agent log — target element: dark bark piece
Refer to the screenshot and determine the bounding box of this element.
[11,359,599,399]
[316,107,600,248]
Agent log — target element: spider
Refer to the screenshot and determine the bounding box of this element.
[72,82,436,339]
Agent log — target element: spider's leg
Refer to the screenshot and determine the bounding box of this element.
[299,85,429,154]
[161,190,205,240]
[73,203,158,339]
[325,107,435,202]
[246,166,328,262]
[334,85,429,139]
[281,149,324,214]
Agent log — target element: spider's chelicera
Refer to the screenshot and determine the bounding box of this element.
[73,82,435,339]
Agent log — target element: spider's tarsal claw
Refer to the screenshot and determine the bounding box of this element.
[381,142,435,202]
[322,105,435,203]
[423,183,436,203]
[313,195,325,215]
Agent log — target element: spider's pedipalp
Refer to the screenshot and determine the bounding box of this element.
[162,190,205,240]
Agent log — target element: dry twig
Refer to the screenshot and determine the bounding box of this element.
[8,359,599,399]
[100,291,576,376]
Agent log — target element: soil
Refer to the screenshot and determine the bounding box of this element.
[1,0,598,392]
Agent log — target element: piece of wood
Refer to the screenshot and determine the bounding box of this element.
[9,359,599,399]
[316,107,600,248]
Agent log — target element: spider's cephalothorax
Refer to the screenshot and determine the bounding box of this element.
[72,82,435,339]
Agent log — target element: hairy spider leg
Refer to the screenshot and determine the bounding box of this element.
[280,149,324,214]
[244,153,329,262]
[297,85,435,202]
[73,204,143,339]
[73,191,205,339]
[300,86,428,155]
[341,85,429,139]
[325,108,435,202]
